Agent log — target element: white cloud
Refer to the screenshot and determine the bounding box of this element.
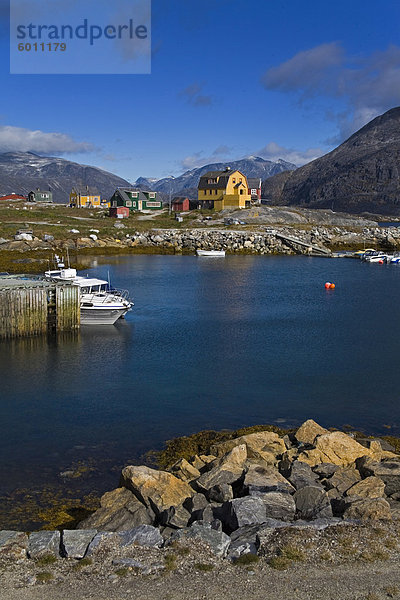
[0,125,93,154]
[179,82,213,107]
[262,43,400,142]
[180,145,232,170]
[256,142,324,166]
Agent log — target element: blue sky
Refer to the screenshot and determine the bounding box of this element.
[1,0,400,182]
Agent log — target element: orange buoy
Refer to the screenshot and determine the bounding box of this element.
[330,283,335,289]
[325,282,331,289]
[379,259,384,264]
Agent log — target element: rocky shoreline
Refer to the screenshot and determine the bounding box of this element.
[2,224,400,259]
[3,420,400,595]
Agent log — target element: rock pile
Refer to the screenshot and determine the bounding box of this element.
[1,420,400,564]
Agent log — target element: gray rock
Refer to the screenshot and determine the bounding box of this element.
[62,530,97,559]
[294,486,333,520]
[323,466,361,495]
[118,525,163,548]
[221,497,267,531]
[170,521,230,558]
[112,557,145,568]
[159,504,191,529]
[227,525,260,559]
[313,463,340,478]
[183,493,209,513]
[208,483,233,503]
[86,532,120,556]
[288,461,322,490]
[357,457,400,496]
[0,531,28,559]
[191,503,221,525]
[343,497,392,521]
[245,464,295,495]
[28,531,60,558]
[259,491,296,521]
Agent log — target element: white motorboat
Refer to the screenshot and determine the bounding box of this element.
[45,258,133,325]
[363,251,387,263]
[196,249,225,257]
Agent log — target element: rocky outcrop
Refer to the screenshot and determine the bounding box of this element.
[261,107,400,215]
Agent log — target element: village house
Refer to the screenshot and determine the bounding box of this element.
[247,177,262,202]
[109,188,162,212]
[197,167,251,210]
[69,186,101,208]
[27,189,53,203]
[171,196,190,212]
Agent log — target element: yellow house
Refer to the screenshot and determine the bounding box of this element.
[69,186,101,208]
[198,168,251,210]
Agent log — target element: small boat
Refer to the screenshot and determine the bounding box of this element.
[196,249,225,257]
[362,251,387,263]
[45,257,133,325]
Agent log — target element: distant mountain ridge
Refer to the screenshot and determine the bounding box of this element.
[135,156,297,199]
[0,152,131,203]
[262,107,400,215]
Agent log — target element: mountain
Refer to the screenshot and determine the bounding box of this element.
[262,107,400,215]
[0,152,131,203]
[135,156,297,199]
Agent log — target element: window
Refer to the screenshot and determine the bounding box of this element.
[232,178,236,183]
[149,192,156,198]
[146,201,161,207]
[132,192,138,198]
[112,201,117,207]
[126,200,132,207]
[240,189,244,194]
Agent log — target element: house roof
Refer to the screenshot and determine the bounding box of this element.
[172,196,188,203]
[116,188,147,202]
[72,186,100,196]
[198,169,248,190]
[247,178,261,189]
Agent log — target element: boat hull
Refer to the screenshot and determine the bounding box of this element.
[80,307,128,325]
[196,250,225,257]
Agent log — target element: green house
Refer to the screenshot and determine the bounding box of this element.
[109,188,162,211]
[27,189,53,203]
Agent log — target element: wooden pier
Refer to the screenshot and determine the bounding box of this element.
[0,275,80,339]
[274,232,331,255]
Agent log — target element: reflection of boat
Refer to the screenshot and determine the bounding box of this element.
[45,259,133,325]
[196,249,225,257]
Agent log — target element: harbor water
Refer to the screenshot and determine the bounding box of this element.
[1,254,400,506]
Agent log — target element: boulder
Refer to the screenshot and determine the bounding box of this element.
[288,461,322,490]
[86,532,119,556]
[208,483,233,503]
[159,504,191,529]
[244,464,295,495]
[220,497,267,531]
[190,455,207,471]
[227,524,260,559]
[346,476,385,499]
[183,493,209,513]
[28,531,60,558]
[342,498,392,521]
[118,525,163,548]
[190,504,221,525]
[260,491,296,521]
[323,466,361,495]
[121,465,194,515]
[170,458,201,482]
[210,432,286,464]
[0,531,28,560]
[78,487,154,531]
[356,457,400,496]
[195,445,247,492]
[298,432,373,467]
[62,530,97,559]
[294,486,333,520]
[170,521,230,558]
[313,463,340,478]
[295,420,328,445]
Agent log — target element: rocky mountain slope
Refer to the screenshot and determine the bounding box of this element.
[262,107,400,215]
[0,152,131,203]
[136,156,296,199]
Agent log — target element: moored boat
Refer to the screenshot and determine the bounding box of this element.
[196,249,226,257]
[45,257,133,325]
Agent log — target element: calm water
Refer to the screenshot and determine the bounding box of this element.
[1,254,400,499]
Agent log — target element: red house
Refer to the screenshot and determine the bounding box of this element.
[109,206,129,218]
[247,178,262,202]
[0,193,27,201]
[172,196,190,212]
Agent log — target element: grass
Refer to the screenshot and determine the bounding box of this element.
[385,586,400,598]
[361,549,390,562]
[195,563,214,572]
[164,553,177,572]
[36,571,54,583]
[269,556,291,571]
[73,557,93,570]
[115,567,130,577]
[35,554,57,566]
[280,545,305,561]
[233,554,259,566]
